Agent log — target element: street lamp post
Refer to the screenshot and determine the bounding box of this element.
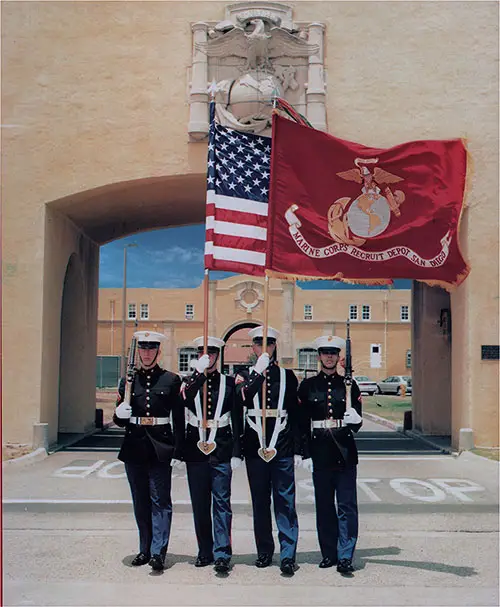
[121,243,137,377]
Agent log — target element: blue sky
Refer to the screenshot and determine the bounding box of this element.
[99,225,411,290]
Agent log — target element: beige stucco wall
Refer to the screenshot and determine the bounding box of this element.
[2,1,498,447]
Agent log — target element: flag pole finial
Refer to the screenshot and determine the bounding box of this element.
[208,79,218,101]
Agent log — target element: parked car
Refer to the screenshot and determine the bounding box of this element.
[377,376,412,395]
[353,375,378,396]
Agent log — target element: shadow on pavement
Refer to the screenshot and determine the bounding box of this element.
[122,546,477,578]
[361,557,477,577]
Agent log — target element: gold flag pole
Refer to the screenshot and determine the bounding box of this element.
[261,274,270,454]
[202,268,210,439]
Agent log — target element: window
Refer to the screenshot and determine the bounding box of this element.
[298,348,318,370]
[406,350,412,369]
[185,304,194,320]
[362,305,371,320]
[178,348,198,373]
[401,305,410,321]
[128,303,136,320]
[349,305,358,321]
[140,303,149,320]
[304,304,313,320]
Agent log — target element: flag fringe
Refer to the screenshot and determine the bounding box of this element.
[265,270,392,286]
[417,265,470,293]
[461,137,474,209]
[265,270,471,292]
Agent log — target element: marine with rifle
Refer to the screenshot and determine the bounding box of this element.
[297,322,363,574]
[114,331,184,572]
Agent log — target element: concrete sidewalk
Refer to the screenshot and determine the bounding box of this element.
[3,421,499,606]
[3,508,499,606]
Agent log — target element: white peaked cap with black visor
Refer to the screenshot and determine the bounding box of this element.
[133,331,167,369]
[313,335,346,352]
[192,336,226,351]
[248,326,280,341]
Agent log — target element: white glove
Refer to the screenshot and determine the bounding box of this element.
[115,401,132,419]
[254,353,270,375]
[190,354,210,374]
[231,457,242,470]
[343,407,362,425]
[171,459,183,469]
[294,455,303,468]
[302,458,313,472]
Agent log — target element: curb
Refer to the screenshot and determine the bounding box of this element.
[363,412,403,432]
[458,449,500,466]
[2,447,48,469]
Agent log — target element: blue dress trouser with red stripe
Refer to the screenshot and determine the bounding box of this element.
[245,456,298,563]
[125,460,173,557]
[186,461,233,561]
[312,465,358,561]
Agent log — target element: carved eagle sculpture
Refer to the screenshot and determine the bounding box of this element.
[197,19,320,71]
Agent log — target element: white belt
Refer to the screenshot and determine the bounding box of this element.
[246,408,288,419]
[129,416,171,426]
[312,419,344,429]
[186,409,231,429]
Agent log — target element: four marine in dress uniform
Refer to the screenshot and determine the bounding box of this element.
[114,331,183,572]
[179,336,242,574]
[298,335,363,574]
[116,329,362,576]
[235,326,300,576]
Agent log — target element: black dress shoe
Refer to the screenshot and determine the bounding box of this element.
[255,554,273,568]
[195,556,214,568]
[337,558,354,574]
[131,552,150,567]
[214,558,230,574]
[319,556,336,569]
[149,554,164,571]
[280,557,297,576]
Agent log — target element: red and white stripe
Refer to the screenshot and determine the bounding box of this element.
[204,189,267,276]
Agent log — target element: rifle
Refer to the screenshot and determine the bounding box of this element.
[124,335,138,403]
[344,319,352,408]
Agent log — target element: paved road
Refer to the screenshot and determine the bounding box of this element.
[3,421,499,606]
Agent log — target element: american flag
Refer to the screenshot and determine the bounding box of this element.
[204,102,271,275]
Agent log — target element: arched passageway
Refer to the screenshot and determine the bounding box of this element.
[35,173,207,447]
[220,321,260,374]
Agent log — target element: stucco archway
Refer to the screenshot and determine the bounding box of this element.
[37,174,207,447]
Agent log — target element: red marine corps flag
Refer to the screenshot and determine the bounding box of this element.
[266,114,470,289]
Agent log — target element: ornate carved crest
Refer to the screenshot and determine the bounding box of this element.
[234,280,264,313]
[189,2,326,139]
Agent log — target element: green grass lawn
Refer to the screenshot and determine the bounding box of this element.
[471,448,500,462]
[362,394,412,424]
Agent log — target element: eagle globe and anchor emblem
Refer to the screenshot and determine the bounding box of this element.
[328,158,406,246]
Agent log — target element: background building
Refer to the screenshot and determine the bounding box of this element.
[97,277,412,383]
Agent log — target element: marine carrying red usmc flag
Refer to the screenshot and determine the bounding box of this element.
[266,114,470,289]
